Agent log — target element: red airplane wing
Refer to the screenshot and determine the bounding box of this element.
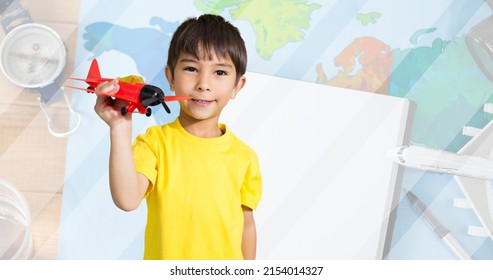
[64,85,116,97]
[66,77,113,84]
[164,96,193,102]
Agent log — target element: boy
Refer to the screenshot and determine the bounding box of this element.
[94,14,262,260]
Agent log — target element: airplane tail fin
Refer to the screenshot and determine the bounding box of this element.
[87,59,102,81]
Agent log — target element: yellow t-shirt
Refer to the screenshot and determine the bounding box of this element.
[132,119,262,260]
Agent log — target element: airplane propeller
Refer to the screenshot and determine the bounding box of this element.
[162,101,171,114]
[140,85,193,114]
[140,85,170,114]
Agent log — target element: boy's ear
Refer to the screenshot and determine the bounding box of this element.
[165,66,174,91]
[231,75,246,99]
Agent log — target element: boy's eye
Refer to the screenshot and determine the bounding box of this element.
[184,67,196,72]
[216,70,227,76]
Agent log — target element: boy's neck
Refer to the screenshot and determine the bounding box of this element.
[178,115,223,138]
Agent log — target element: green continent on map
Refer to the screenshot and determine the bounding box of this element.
[389,37,493,150]
[230,0,321,60]
[410,28,437,44]
[356,12,381,26]
[195,0,321,60]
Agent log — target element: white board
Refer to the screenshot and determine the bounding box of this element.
[220,72,414,259]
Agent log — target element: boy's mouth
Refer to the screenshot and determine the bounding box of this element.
[191,98,214,104]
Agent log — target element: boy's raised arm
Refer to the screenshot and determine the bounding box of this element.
[94,80,149,211]
[108,125,149,211]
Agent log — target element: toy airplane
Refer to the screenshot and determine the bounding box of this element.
[65,59,190,116]
[388,103,493,241]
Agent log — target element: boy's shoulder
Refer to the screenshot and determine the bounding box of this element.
[225,126,259,159]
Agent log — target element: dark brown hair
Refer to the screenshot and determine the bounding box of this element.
[167,14,247,83]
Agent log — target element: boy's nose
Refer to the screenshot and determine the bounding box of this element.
[197,85,211,91]
[196,73,211,92]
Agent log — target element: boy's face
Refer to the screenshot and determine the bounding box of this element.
[165,48,245,123]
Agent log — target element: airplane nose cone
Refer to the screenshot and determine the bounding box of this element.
[387,146,406,164]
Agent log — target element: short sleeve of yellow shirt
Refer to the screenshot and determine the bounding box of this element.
[132,119,262,260]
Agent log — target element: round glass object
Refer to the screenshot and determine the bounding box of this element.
[0,179,33,259]
[0,23,66,88]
